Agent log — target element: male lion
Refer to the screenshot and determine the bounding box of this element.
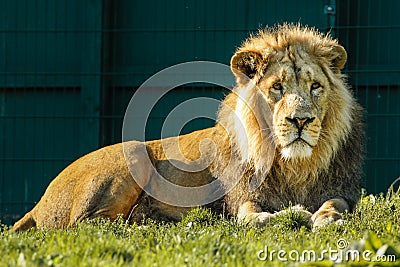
[13,24,364,231]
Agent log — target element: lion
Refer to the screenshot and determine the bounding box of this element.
[13,24,364,231]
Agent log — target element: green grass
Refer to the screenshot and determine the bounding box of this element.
[1,190,400,267]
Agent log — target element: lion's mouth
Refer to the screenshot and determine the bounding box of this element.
[286,137,314,148]
[275,124,321,160]
[280,136,315,160]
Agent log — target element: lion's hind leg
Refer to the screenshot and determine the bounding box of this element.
[68,142,154,227]
[68,170,149,227]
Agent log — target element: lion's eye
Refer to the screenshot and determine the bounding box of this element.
[311,82,321,90]
[272,82,283,91]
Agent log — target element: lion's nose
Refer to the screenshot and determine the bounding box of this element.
[286,117,315,131]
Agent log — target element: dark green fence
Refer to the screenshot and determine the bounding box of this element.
[337,0,400,192]
[0,0,399,224]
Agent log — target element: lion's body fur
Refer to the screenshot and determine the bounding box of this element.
[13,25,364,231]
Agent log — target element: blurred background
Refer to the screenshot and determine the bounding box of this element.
[0,0,399,224]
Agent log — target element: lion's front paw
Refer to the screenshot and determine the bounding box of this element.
[311,198,349,229]
[311,210,343,229]
[251,212,277,227]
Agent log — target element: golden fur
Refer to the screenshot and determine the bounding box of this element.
[13,24,364,231]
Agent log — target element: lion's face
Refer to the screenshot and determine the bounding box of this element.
[257,51,330,160]
[230,26,349,162]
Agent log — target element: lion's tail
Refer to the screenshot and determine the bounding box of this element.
[12,211,36,232]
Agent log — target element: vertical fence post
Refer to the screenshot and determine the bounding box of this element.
[80,0,103,150]
[324,0,336,37]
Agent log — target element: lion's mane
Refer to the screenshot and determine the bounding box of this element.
[212,25,364,215]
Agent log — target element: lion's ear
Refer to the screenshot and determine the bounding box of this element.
[329,45,347,72]
[230,51,262,84]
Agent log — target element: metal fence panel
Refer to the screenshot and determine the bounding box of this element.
[337,0,400,193]
[0,0,102,224]
[103,0,328,87]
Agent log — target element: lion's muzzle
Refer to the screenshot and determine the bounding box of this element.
[283,112,320,143]
[274,94,322,160]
